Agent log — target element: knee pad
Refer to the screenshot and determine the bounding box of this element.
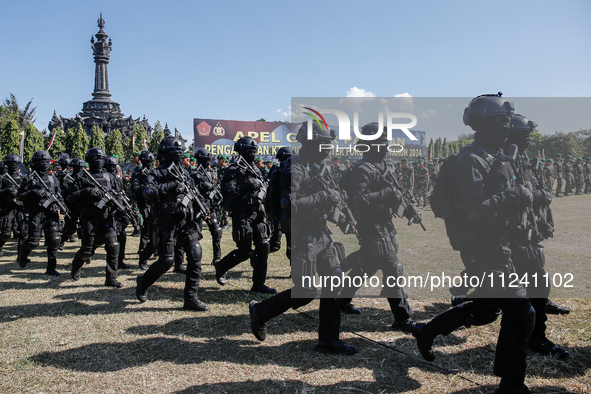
[162,258,175,271]
[254,241,270,258]
[106,242,120,257]
[80,250,94,261]
[188,242,202,263]
[212,226,223,241]
[23,238,40,251]
[521,303,536,339]
[47,235,61,249]
[0,233,10,244]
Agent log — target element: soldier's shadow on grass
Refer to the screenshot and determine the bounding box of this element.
[172,378,418,394]
[29,336,422,392]
[0,285,179,323]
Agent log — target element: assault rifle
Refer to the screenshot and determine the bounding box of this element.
[80,168,139,231]
[61,168,75,184]
[236,156,267,202]
[167,162,209,220]
[382,165,426,231]
[506,145,540,241]
[2,173,23,206]
[311,162,358,238]
[31,171,70,218]
[196,164,223,204]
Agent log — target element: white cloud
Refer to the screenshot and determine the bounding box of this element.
[276,106,291,120]
[394,92,412,97]
[346,87,376,98]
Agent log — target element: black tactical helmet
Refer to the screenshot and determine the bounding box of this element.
[85,148,106,171]
[32,150,52,161]
[104,156,118,166]
[194,148,212,167]
[58,154,71,168]
[32,150,52,172]
[139,150,154,162]
[158,137,184,164]
[509,114,535,133]
[85,148,106,162]
[276,146,293,162]
[296,121,336,144]
[234,137,258,153]
[104,156,118,174]
[4,154,22,164]
[360,122,388,142]
[71,158,85,168]
[463,93,514,129]
[234,137,258,162]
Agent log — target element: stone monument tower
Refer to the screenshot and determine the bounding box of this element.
[49,14,152,139]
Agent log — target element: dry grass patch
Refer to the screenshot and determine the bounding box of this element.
[0,195,590,393]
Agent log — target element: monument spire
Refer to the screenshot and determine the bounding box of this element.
[91,13,112,100]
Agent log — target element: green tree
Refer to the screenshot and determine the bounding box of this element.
[0,117,22,157]
[441,138,449,158]
[22,123,45,164]
[65,123,88,159]
[427,138,433,161]
[3,93,37,130]
[105,129,124,159]
[149,120,164,154]
[89,125,106,151]
[48,127,67,159]
[434,137,442,159]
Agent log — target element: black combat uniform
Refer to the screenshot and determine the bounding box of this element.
[68,148,123,288]
[135,137,209,311]
[192,148,223,265]
[214,137,275,294]
[0,154,26,258]
[17,151,64,276]
[338,123,415,331]
[414,94,535,394]
[132,151,156,270]
[248,123,357,355]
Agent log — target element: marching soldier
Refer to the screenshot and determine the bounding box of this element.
[104,156,132,269]
[68,148,124,287]
[135,137,209,311]
[214,137,276,294]
[192,148,223,265]
[554,153,564,197]
[543,159,555,193]
[17,151,65,276]
[414,159,429,208]
[248,122,357,355]
[0,154,26,258]
[584,157,591,194]
[574,157,584,195]
[132,151,156,270]
[563,155,574,196]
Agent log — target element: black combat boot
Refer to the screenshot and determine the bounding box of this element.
[183,298,209,311]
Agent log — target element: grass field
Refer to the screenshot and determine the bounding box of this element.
[0,195,590,393]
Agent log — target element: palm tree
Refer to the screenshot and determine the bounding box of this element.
[3,93,37,130]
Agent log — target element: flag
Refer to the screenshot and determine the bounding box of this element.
[132,134,136,152]
[143,138,149,151]
[19,130,25,158]
[46,128,60,151]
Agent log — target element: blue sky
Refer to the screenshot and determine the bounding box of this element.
[1,0,590,143]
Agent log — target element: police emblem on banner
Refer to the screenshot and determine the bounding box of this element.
[213,122,225,136]
[197,121,211,136]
